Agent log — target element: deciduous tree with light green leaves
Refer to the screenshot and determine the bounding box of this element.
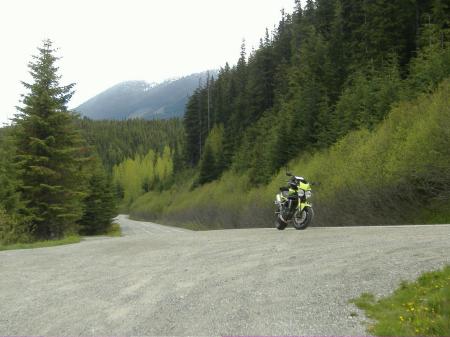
[113,147,174,207]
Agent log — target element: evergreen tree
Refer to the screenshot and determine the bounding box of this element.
[431,0,450,29]
[172,141,185,174]
[0,130,20,213]
[0,130,27,244]
[183,89,202,166]
[197,143,217,185]
[334,59,403,135]
[360,0,418,68]
[13,40,88,240]
[327,0,348,101]
[79,160,117,235]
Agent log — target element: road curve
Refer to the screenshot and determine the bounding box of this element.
[117,214,190,235]
[0,216,449,336]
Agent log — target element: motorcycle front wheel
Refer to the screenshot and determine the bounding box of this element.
[293,207,314,230]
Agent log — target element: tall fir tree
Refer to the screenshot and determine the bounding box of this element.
[0,129,26,244]
[0,130,20,213]
[79,159,117,235]
[197,143,217,186]
[14,40,88,240]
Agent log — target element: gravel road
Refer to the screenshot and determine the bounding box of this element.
[1,215,449,336]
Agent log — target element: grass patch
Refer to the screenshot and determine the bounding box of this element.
[352,266,450,336]
[0,224,123,251]
[0,235,81,251]
[80,223,123,237]
[105,223,122,237]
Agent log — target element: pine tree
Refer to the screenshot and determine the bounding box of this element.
[0,130,20,213]
[13,40,88,240]
[197,143,216,185]
[79,160,116,235]
[183,89,202,166]
[360,0,418,68]
[327,0,348,102]
[0,130,27,244]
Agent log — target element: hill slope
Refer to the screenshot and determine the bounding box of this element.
[129,79,450,228]
[75,71,213,120]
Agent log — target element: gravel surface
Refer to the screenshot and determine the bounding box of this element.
[1,215,449,336]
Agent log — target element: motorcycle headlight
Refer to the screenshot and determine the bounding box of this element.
[298,189,305,197]
[305,191,312,199]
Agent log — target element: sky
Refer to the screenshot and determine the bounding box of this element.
[0,0,296,125]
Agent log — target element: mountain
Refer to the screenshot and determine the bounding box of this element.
[75,71,214,120]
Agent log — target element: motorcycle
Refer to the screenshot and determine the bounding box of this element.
[274,172,314,230]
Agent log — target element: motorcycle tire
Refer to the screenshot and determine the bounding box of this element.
[293,207,314,230]
[275,215,287,230]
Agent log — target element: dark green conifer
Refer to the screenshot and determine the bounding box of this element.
[79,160,117,235]
[13,40,88,240]
[0,130,20,213]
[197,143,217,185]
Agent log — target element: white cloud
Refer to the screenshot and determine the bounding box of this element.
[0,0,295,124]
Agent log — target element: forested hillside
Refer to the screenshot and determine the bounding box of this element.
[130,80,450,227]
[77,118,184,171]
[183,0,450,185]
[128,0,450,228]
[77,119,184,212]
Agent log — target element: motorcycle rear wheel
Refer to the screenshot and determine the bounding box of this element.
[293,207,314,230]
[275,214,287,230]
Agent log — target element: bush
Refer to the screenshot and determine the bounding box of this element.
[0,208,31,245]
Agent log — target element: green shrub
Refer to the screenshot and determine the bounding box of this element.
[0,208,31,245]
